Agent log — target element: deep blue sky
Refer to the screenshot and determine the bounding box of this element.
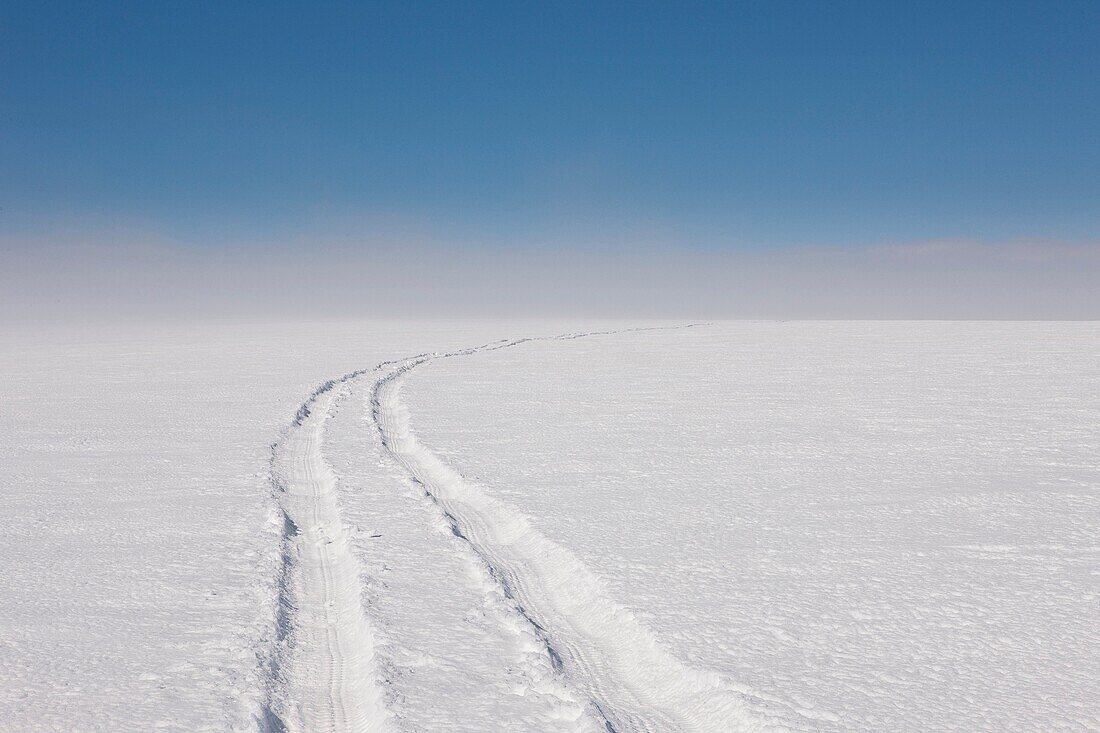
[3,1,1099,250]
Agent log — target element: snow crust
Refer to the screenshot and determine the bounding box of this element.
[0,321,562,731]
[2,321,1097,732]
[401,322,1100,732]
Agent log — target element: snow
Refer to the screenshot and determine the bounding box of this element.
[2,321,1098,732]
[0,321,530,731]
[399,322,1100,732]
[268,385,386,732]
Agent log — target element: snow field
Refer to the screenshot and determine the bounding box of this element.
[3,321,1097,732]
[400,322,1100,732]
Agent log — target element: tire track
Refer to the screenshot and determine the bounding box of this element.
[258,325,811,732]
[262,385,388,733]
[369,327,804,733]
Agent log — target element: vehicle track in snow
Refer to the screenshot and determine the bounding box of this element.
[263,381,390,732]
[369,326,807,733]
[260,325,812,732]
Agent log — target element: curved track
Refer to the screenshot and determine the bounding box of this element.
[259,325,802,732]
[369,330,795,733]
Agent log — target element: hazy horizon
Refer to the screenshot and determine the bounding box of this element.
[3,229,1099,325]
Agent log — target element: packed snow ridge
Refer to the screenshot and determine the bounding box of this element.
[261,326,808,732]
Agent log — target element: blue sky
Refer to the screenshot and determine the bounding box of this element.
[2,2,1098,320]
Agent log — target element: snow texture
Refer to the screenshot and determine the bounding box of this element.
[2,321,1097,732]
